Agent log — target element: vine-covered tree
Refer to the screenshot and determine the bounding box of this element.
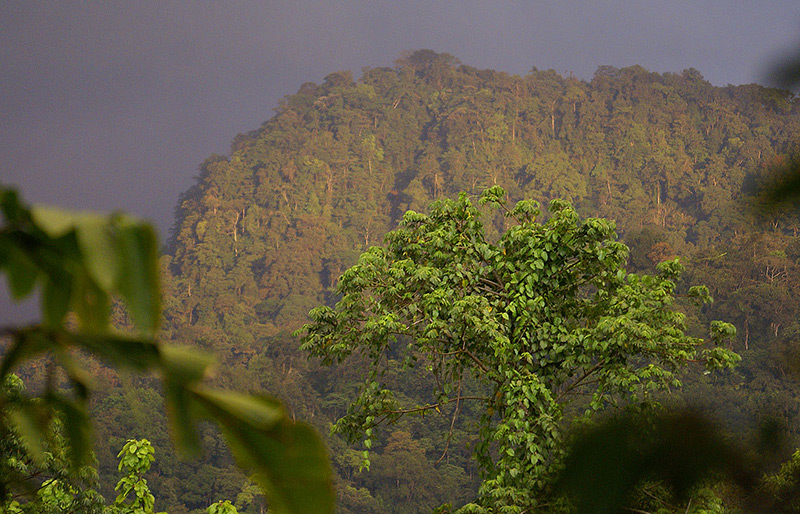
[299,187,739,511]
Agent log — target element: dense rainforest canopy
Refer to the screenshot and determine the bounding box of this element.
[9,51,800,512]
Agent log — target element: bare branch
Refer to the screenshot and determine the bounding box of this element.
[555,360,605,402]
[463,348,490,374]
[387,395,488,416]
[437,375,464,464]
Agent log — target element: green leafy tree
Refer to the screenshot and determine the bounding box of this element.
[0,375,105,513]
[113,439,158,514]
[0,188,333,514]
[299,187,739,511]
[763,449,800,511]
[4,434,247,514]
[207,499,239,514]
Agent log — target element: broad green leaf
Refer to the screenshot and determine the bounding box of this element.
[159,344,215,383]
[7,403,49,464]
[74,214,120,291]
[72,272,110,332]
[63,332,161,371]
[2,244,38,299]
[192,387,285,430]
[160,345,215,457]
[557,410,755,513]
[163,377,202,457]
[194,390,334,514]
[41,271,72,327]
[31,206,76,238]
[117,220,161,334]
[47,394,93,470]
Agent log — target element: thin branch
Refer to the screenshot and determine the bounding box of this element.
[463,348,490,374]
[639,483,679,510]
[426,348,466,357]
[387,395,488,415]
[555,360,605,402]
[437,375,464,464]
[473,242,506,289]
[478,276,504,290]
[494,198,521,224]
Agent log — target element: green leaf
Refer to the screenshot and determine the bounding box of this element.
[48,394,93,470]
[193,389,334,514]
[159,344,215,383]
[557,410,755,513]
[163,376,202,457]
[31,206,76,238]
[7,403,49,464]
[159,345,215,457]
[192,387,285,430]
[41,271,72,327]
[74,214,120,291]
[117,220,161,335]
[72,272,110,332]
[63,332,161,371]
[2,244,39,299]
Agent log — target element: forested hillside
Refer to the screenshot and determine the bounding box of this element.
[88,51,800,512]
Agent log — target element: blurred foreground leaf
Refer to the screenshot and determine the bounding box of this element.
[0,186,334,513]
[557,409,778,513]
[755,153,800,210]
[194,388,334,514]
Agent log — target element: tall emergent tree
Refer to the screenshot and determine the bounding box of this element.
[299,187,740,511]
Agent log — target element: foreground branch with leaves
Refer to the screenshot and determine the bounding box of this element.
[0,188,333,514]
[299,187,739,512]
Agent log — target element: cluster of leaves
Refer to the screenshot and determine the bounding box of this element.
[0,374,105,513]
[206,499,239,514]
[114,439,158,513]
[299,187,739,511]
[1,428,245,514]
[0,188,334,514]
[112,438,241,514]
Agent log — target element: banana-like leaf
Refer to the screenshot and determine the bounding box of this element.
[192,387,334,514]
[74,214,120,291]
[116,220,161,335]
[160,345,216,457]
[6,403,49,464]
[63,331,161,372]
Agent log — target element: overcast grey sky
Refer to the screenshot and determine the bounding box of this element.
[2,1,799,321]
